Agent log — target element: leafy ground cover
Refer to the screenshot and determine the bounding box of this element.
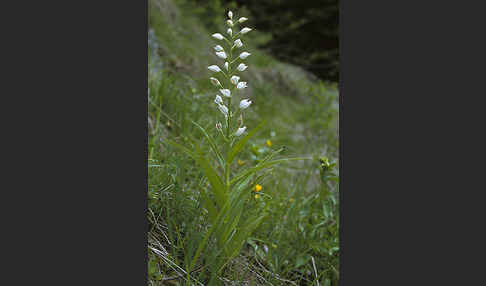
[148,0,339,284]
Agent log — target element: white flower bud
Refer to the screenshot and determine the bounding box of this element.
[214,45,224,52]
[237,81,247,89]
[238,17,248,23]
[218,104,228,116]
[240,27,252,34]
[220,89,231,98]
[212,33,224,40]
[239,99,252,109]
[215,51,227,59]
[237,63,248,71]
[227,28,232,36]
[224,62,229,71]
[214,95,223,105]
[228,11,233,19]
[208,65,221,72]
[230,75,240,85]
[210,77,221,87]
[235,126,247,136]
[227,20,233,27]
[234,39,243,48]
[239,52,251,59]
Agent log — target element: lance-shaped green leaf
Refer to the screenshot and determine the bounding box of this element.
[217,175,252,249]
[189,190,235,272]
[193,143,227,208]
[192,120,225,169]
[200,187,218,224]
[166,139,227,209]
[231,157,312,186]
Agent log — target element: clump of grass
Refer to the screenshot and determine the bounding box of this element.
[148,0,339,285]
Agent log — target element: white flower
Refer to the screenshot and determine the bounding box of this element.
[240,27,252,34]
[227,28,232,36]
[214,95,223,105]
[220,89,231,97]
[238,17,248,23]
[228,11,233,19]
[212,33,224,40]
[237,63,248,71]
[208,65,221,72]
[214,45,224,52]
[217,104,228,116]
[239,52,251,59]
[224,62,229,71]
[237,81,247,89]
[239,99,252,109]
[210,77,221,87]
[234,39,243,48]
[230,75,240,85]
[227,20,233,27]
[235,126,247,136]
[216,122,222,131]
[215,51,227,59]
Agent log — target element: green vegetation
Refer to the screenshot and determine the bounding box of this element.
[189,0,339,82]
[148,0,339,284]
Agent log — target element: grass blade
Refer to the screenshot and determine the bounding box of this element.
[230,157,312,186]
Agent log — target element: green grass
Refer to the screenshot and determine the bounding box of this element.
[148,0,339,285]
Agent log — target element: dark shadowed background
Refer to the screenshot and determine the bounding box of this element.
[190,0,339,82]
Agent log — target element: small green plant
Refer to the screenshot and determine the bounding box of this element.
[165,10,310,284]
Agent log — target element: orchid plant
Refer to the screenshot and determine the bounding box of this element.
[166,10,307,283]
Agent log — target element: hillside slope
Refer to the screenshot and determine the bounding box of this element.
[148,0,339,284]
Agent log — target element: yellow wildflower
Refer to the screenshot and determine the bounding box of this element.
[255,194,260,199]
[255,184,262,192]
[237,159,245,166]
[266,140,272,147]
